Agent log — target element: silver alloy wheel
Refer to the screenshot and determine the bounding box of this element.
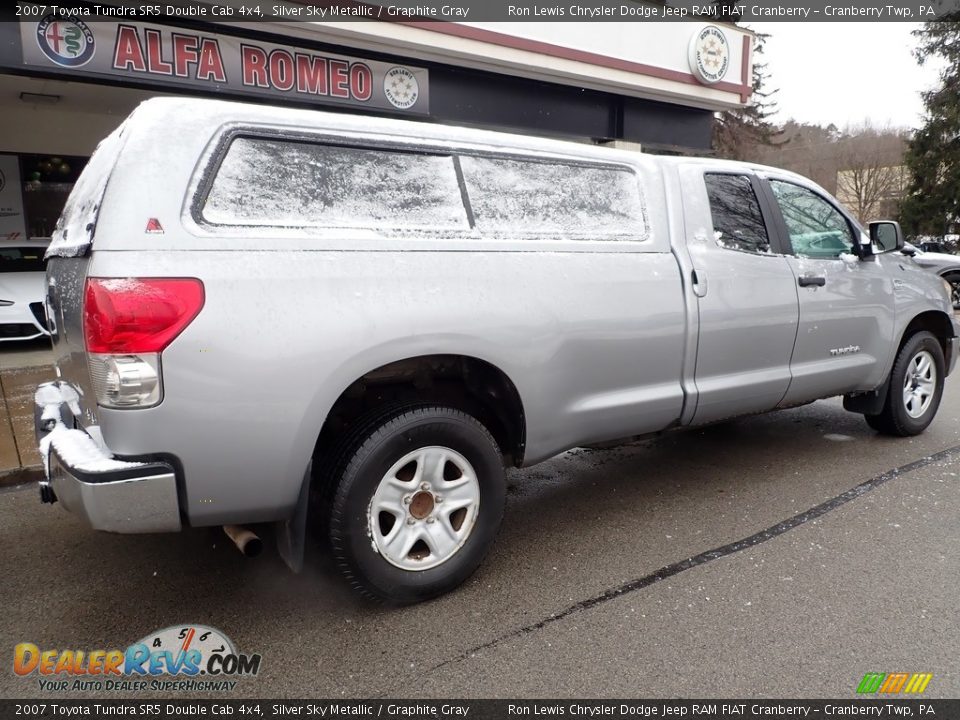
[902,349,937,419]
[367,446,480,571]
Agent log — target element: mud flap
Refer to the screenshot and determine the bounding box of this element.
[276,460,311,573]
[843,385,889,415]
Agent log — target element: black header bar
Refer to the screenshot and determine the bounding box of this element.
[1,699,958,719]
[5,0,960,22]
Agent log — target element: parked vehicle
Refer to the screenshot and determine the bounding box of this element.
[902,242,960,310]
[34,98,959,603]
[0,239,51,341]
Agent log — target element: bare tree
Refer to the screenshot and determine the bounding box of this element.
[752,121,908,223]
[753,121,842,192]
[834,124,909,224]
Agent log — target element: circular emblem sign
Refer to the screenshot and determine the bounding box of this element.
[688,25,730,85]
[36,15,96,68]
[383,67,420,110]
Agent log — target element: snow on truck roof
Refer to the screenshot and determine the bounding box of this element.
[125,97,648,163]
[129,97,818,189]
[125,97,804,183]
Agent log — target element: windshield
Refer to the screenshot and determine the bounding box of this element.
[0,247,48,273]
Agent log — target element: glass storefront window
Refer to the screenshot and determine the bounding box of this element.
[19,154,89,239]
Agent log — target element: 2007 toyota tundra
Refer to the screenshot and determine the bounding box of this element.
[35,98,958,604]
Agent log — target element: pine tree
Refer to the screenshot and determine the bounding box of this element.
[712,28,780,161]
[900,20,960,237]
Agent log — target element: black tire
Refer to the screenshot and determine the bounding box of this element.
[943,271,960,311]
[865,331,945,437]
[326,406,505,604]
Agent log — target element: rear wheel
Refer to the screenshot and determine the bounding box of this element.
[325,406,505,604]
[865,331,944,436]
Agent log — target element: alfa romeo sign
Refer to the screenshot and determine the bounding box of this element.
[18,4,430,114]
[35,15,96,67]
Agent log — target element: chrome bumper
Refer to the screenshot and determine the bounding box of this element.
[35,382,181,534]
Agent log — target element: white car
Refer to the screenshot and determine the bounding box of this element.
[0,240,51,342]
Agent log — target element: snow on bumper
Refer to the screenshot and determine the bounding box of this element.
[34,382,181,533]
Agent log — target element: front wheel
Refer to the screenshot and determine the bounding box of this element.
[326,406,505,604]
[865,331,945,436]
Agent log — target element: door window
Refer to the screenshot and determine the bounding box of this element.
[704,173,772,254]
[770,180,855,259]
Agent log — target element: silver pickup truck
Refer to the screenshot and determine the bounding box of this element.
[35,98,958,604]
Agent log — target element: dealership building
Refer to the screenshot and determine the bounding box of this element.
[0,7,753,243]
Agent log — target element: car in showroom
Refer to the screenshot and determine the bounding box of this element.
[0,239,51,341]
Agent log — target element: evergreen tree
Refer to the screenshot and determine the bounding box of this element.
[900,20,960,237]
[712,29,780,161]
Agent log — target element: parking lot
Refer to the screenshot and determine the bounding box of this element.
[0,340,957,699]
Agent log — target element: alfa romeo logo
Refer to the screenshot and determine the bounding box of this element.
[36,16,95,68]
[383,67,419,110]
[688,25,729,85]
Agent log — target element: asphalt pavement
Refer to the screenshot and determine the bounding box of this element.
[1,381,958,699]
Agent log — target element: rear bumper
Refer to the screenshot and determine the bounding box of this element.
[35,382,181,533]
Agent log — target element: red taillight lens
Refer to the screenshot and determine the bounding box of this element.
[83,278,205,354]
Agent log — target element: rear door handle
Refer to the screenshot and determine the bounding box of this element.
[798,275,826,287]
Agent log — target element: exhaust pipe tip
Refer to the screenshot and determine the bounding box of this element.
[223,525,262,558]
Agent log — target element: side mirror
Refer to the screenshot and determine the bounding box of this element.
[869,221,905,255]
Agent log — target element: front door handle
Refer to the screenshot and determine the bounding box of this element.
[798,275,826,287]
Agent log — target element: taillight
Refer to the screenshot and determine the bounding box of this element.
[83,278,204,409]
[84,278,204,354]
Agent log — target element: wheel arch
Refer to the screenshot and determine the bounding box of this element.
[899,310,955,360]
[845,310,955,418]
[314,353,527,469]
[277,352,526,573]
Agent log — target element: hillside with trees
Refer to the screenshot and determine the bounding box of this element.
[900,20,960,238]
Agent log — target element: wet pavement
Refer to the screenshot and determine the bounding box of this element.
[1,381,958,699]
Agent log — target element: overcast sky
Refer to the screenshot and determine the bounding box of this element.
[747,23,944,131]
